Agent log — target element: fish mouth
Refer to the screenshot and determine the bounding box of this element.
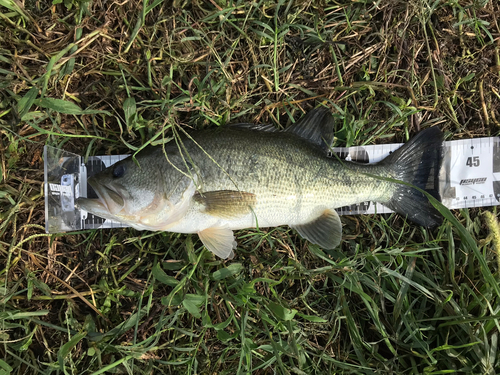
[78,176,125,216]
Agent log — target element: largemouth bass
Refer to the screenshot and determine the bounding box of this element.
[77,108,443,259]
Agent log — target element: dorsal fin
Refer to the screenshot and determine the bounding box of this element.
[285,107,336,152]
[229,123,277,132]
[229,108,336,152]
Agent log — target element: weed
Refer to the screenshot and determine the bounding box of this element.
[1,0,499,373]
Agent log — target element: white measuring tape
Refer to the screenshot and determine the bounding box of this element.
[44,136,500,233]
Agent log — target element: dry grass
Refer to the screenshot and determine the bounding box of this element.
[1,0,500,373]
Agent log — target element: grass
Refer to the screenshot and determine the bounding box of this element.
[1,0,500,373]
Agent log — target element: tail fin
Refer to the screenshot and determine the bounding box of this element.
[380,127,444,227]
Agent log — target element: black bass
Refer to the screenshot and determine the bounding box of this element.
[77,108,443,259]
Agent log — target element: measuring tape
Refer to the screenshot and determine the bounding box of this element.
[442,137,500,209]
[334,136,500,216]
[44,136,500,233]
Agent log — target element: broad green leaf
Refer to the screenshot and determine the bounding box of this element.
[217,330,235,342]
[161,293,182,307]
[60,58,75,77]
[212,262,244,280]
[87,308,147,342]
[0,359,13,372]
[296,312,328,323]
[267,301,297,321]
[58,331,86,372]
[123,97,136,128]
[457,72,475,86]
[183,299,201,318]
[152,262,179,287]
[203,312,233,330]
[161,260,184,271]
[40,43,76,97]
[37,98,83,114]
[32,278,52,297]
[182,294,205,317]
[212,316,233,330]
[18,87,38,119]
[19,329,35,351]
[19,111,45,121]
[184,293,205,305]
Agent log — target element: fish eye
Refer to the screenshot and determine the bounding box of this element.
[113,165,126,178]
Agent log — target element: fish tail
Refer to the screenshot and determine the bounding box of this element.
[380,127,444,227]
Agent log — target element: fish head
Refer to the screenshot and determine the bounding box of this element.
[77,150,186,229]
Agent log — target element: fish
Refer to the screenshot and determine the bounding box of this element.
[77,108,444,259]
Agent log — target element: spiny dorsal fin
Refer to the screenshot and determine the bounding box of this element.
[229,123,277,132]
[285,107,336,152]
[292,209,342,249]
[194,190,256,219]
[230,108,336,152]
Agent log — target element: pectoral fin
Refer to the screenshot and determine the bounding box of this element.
[292,209,342,249]
[198,226,236,259]
[194,190,256,218]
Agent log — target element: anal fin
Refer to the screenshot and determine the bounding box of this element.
[198,226,236,259]
[292,209,342,249]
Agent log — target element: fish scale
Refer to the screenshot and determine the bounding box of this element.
[76,108,443,259]
[181,129,386,227]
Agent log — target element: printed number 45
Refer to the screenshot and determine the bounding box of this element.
[466,156,480,167]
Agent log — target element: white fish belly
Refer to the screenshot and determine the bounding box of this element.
[164,187,376,234]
